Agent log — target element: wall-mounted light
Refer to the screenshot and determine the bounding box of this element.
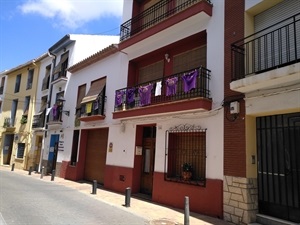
[165,53,170,63]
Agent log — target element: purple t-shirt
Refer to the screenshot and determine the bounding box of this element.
[138,84,153,106]
[182,70,198,92]
[126,88,136,104]
[115,90,125,106]
[165,77,178,96]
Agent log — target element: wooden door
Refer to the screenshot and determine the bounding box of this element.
[140,138,156,195]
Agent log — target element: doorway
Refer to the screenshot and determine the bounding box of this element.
[140,126,156,195]
[47,134,59,173]
[257,112,300,222]
[2,134,14,165]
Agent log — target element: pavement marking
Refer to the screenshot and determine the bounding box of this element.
[0,213,7,225]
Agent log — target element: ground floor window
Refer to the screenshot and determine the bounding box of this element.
[17,143,25,159]
[165,124,206,186]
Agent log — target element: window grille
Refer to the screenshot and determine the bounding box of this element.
[165,124,206,186]
[17,143,25,158]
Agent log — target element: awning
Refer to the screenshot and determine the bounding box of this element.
[81,78,106,104]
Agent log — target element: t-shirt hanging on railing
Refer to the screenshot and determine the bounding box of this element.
[182,70,198,92]
[139,83,153,106]
[165,77,178,96]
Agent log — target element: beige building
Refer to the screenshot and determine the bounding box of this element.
[0,54,47,170]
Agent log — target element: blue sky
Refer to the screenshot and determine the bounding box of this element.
[0,0,123,72]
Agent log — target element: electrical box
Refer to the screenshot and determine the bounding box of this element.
[230,101,240,114]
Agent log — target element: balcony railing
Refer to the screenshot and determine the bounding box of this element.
[120,0,212,41]
[232,13,300,80]
[114,67,210,112]
[3,117,14,128]
[32,112,46,129]
[0,86,3,95]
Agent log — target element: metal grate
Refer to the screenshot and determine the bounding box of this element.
[165,124,206,186]
[257,112,300,222]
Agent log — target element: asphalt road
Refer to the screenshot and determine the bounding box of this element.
[0,170,148,225]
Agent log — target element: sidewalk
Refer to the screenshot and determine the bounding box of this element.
[0,166,231,225]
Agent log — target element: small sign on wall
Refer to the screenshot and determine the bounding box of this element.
[135,146,142,155]
[108,142,113,152]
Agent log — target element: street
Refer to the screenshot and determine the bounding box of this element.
[0,170,148,225]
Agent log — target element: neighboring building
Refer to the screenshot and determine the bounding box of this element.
[59,44,127,182]
[30,54,53,172]
[0,72,7,116]
[106,0,224,219]
[40,34,119,175]
[0,54,47,170]
[225,0,300,224]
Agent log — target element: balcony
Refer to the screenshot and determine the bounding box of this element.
[231,13,300,93]
[0,86,3,95]
[32,112,46,129]
[47,106,63,129]
[119,0,212,53]
[51,73,68,86]
[3,117,15,131]
[113,67,211,119]
[79,95,106,122]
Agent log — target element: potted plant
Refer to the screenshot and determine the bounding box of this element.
[182,163,192,181]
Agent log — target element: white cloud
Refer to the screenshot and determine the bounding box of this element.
[19,0,123,29]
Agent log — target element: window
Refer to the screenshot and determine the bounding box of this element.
[173,46,206,74]
[26,69,34,89]
[11,99,18,126]
[75,84,86,126]
[42,65,51,90]
[70,130,80,165]
[139,60,163,84]
[15,74,21,93]
[0,77,5,94]
[165,124,206,186]
[21,96,30,124]
[17,143,25,158]
[80,78,106,117]
[52,52,69,80]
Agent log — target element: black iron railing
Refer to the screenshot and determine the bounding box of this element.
[32,112,46,129]
[79,90,106,118]
[0,86,3,95]
[232,13,300,80]
[3,117,13,128]
[120,0,211,41]
[114,66,210,111]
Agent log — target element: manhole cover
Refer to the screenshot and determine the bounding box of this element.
[150,218,182,225]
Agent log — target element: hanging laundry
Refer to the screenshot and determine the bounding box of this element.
[126,87,136,104]
[165,77,178,96]
[138,83,153,106]
[155,81,162,96]
[182,70,198,92]
[52,104,58,120]
[94,100,99,110]
[115,90,125,106]
[86,102,92,113]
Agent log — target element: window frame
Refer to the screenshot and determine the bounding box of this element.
[165,124,207,186]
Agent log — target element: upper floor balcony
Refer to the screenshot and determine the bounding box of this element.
[119,0,212,52]
[32,111,46,129]
[3,117,16,131]
[113,66,211,119]
[231,13,300,93]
